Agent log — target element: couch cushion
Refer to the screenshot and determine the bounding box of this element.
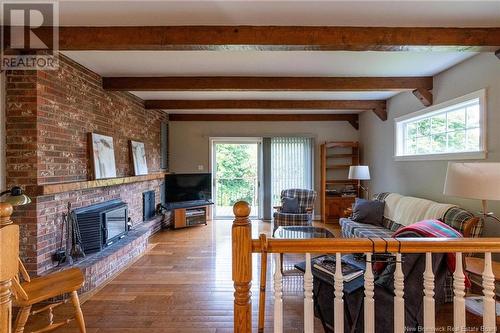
[340,218,394,238]
[351,198,385,226]
[376,193,456,227]
[373,192,481,237]
[382,217,403,232]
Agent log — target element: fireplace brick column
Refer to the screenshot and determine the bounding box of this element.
[5,54,168,276]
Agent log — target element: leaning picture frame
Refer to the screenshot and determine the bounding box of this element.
[89,133,117,179]
[130,140,148,176]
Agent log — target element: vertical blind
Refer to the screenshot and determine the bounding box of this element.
[270,137,314,206]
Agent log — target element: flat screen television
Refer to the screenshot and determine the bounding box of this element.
[164,173,212,204]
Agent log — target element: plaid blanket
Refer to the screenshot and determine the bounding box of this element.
[393,219,470,288]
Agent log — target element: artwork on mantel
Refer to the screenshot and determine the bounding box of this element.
[130,140,148,176]
[90,133,117,179]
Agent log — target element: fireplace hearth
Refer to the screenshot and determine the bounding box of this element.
[73,200,129,254]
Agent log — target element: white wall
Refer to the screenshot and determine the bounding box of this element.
[359,53,500,237]
[169,120,359,211]
[0,73,5,192]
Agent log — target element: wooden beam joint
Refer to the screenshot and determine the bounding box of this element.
[412,88,433,107]
[372,105,388,121]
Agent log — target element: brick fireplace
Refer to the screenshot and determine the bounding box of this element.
[5,53,170,289]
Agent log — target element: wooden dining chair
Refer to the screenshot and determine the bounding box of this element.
[10,260,86,333]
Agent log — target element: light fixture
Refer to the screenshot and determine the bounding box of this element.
[0,186,31,207]
[444,162,500,222]
[0,186,31,227]
[348,165,371,198]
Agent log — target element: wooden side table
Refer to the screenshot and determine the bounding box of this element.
[343,207,353,218]
[465,257,500,285]
[464,256,500,326]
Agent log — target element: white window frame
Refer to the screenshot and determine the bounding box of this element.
[394,89,487,161]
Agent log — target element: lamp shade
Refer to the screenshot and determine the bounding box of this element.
[444,162,500,201]
[348,165,370,180]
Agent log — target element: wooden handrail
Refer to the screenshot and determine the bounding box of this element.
[251,237,500,254]
[0,202,18,333]
[232,201,252,333]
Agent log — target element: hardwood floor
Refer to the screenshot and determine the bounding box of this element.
[21,219,473,332]
[24,219,337,332]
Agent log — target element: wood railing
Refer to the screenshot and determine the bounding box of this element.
[231,201,500,333]
[0,202,19,333]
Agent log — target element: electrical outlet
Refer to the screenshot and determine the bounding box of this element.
[197,165,204,171]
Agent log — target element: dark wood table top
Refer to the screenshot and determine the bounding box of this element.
[274,226,335,239]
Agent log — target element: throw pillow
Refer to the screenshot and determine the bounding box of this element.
[351,198,384,225]
[282,197,300,213]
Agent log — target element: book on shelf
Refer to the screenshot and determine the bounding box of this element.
[312,255,364,282]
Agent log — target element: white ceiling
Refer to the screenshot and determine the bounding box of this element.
[57,1,500,27]
[62,51,477,77]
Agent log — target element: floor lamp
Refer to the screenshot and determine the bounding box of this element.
[348,165,371,199]
[444,162,500,223]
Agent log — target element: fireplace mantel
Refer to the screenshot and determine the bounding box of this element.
[30,172,169,196]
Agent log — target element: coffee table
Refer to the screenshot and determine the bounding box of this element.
[273,225,335,239]
[273,226,335,274]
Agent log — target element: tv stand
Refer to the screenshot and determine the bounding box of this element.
[172,204,212,229]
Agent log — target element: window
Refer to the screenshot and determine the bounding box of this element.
[395,89,486,161]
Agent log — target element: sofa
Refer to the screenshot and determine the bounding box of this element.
[340,192,483,239]
[329,193,484,329]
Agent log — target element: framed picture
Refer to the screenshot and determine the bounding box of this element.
[130,140,148,176]
[89,133,117,179]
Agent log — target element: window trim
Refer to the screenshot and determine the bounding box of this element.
[394,89,487,161]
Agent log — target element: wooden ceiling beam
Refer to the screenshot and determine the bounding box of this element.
[13,26,500,51]
[144,99,386,111]
[104,76,432,91]
[168,113,359,129]
[412,88,433,107]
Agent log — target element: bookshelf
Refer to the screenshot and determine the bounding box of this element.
[320,142,360,223]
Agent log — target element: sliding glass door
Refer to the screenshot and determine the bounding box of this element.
[210,136,313,220]
[211,138,262,219]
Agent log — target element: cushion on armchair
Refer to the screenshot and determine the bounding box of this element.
[282,197,300,213]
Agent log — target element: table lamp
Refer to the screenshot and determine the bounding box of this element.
[348,165,371,199]
[443,162,500,222]
[0,186,31,226]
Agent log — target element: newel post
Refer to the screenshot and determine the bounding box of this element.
[0,202,18,333]
[232,201,252,333]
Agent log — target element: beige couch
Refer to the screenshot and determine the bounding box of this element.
[340,192,483,238]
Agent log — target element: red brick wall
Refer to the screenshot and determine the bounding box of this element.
[5,54,169,274]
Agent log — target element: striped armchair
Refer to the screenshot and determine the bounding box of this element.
[273,189,317,234]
